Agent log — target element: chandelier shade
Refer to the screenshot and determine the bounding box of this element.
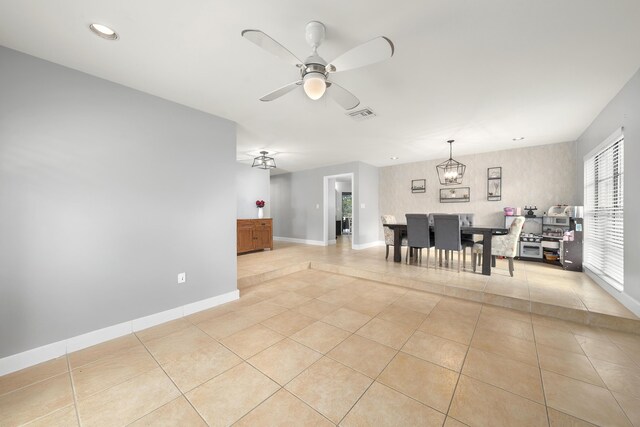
[252,151,277,169]
[436,140,466,185]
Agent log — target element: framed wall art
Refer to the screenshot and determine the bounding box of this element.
[439,187,470,203]
[487,167,502,201]
[411,179,426,193]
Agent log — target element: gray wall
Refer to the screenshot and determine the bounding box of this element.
[0,47,237,357]
[576,68,640,305]
[270,162,380,246]
[236,162,270,219]
[379,141,578,227]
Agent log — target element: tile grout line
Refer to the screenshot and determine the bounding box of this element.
[66,354,83,427]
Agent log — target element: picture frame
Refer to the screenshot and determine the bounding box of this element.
[487,167,502,201]
[411,179,426,193]
[439,187,470,203]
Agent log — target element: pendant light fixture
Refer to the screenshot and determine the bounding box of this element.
[252,151,277,169]
[436,140,466,185]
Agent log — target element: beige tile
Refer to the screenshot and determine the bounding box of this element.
[591,358,640,399]
[419,312,477,345]
[68,334,141,369]
[435,297,482,320]
[77,368,180,427]
[343,297,391,317]
[321,307,371,332]
[234,301,289,323]
[144,326,215,364]
[220,324,285,359]
[462,347,545,404]
[295,299,340,320]
[444,417,469,427]
[291,321,350,354]
[534,324,585,354]
[0,374,74,426]
[185,304,234,325]
[186,362,279,427]
[129,396,206,426]
[470,328,538,367]
[449,375,548,427]
[261,310,317,336]
[267,291,313,308]
[197,311,258,339]
[542,369,632,427]
[249,338,322,385]
[613,391,640,427]
[377,303,428,328]
[72,345,158,399]
[235,389,332,427]
[576,336,637,368]
[481,304,531,323]
[402,330,468,372]
[341,381,445,427]
[390,292,441,314]
[378,352,458,413]
[547,407,597,426]
[476,312,534,341]
[295,284,333,298]
[537,344,605,387]
[355,317,414,350]
[135,318,191,343]
[0,356,68,396]
[162,342,242,393]
[23,405,78,427]
[316,288,359,306]
[286,357,372,424]
[327,335,397,379]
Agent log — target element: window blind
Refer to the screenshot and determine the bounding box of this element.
[583,129,624,290]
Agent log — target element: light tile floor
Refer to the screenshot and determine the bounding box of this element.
[2,268,640,426]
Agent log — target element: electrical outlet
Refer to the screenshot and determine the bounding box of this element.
[177,272,186,284]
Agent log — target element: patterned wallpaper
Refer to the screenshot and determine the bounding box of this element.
[379,141,578,227]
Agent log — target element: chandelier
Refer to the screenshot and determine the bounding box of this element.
[252,151,277,169]
[436,140,466,185]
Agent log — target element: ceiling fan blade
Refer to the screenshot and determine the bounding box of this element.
[260,81,302,102]
[241,29,303,67]
[326,81,360,110]
[327,36,394,73]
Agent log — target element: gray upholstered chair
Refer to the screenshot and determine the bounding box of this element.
[433,214,473,272]
[473,216,525,277]
[381,215,407,259]
[405,214,434,266]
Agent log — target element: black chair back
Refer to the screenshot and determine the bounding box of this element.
[433,214,462,251]
[405,214,431,249]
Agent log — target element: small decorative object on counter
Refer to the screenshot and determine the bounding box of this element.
[256,200,266,219]
[524,206,537,217]
[503,207,515,216]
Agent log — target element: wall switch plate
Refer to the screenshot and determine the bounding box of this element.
[360,203,365,209]
[178,272,186,284]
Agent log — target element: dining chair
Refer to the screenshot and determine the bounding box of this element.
[472,216,525,276]
[405,214,434,266]
[432,214,473,272]
[381,215,407,259]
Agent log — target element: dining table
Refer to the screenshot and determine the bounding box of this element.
[384,223,508,276]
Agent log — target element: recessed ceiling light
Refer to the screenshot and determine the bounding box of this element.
[512,137,525,141]
[89,23,118,40]
[390,156,399,160]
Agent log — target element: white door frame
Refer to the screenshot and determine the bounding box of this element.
[322,173,354,248]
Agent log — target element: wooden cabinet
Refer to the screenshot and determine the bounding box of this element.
[237,219,273,254]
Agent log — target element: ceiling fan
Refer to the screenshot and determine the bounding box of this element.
[241,21,394,110]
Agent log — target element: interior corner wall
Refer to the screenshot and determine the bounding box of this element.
[269,162,380,246]
[379,141,578,228]
[575,67,640,306]
[236,162,271,219]
[0,46,237,358]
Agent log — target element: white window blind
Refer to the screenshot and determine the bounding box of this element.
[583,128,624,290]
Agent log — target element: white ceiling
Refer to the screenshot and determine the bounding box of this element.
[1,0,639,173]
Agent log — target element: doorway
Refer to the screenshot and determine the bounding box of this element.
[323,173,354,247]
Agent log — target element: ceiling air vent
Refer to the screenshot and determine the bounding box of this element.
[346,107,376,121]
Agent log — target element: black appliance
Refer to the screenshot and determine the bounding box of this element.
[561,218,583,271]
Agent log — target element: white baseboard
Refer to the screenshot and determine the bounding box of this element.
[352,240,385,250]
[273,236,325,246]
[328,239,337,245]
[584,267,640,317]
[0,290,239,376]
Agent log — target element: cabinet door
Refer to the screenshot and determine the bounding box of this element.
[254,225,272,250]
[237,225,254,253]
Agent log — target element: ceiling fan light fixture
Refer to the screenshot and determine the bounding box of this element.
[303,72,326,100]
[252,151,277,169]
